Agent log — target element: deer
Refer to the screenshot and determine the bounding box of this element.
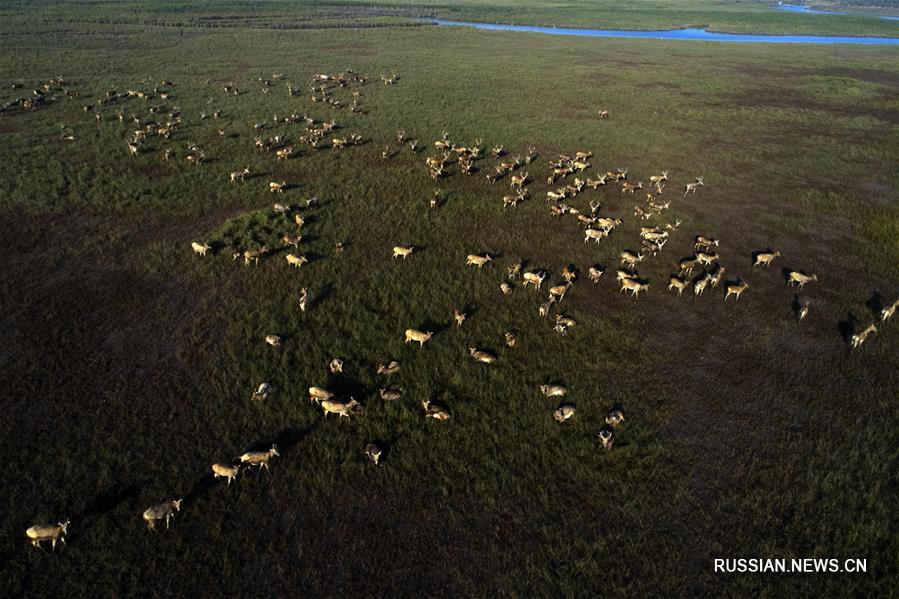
[561,265,577,282]
[404,329,433,347]
[679,256,699,277]
[453,309,467,327]
[269,181,286,193]
[505,331,517,347]
[540,383,568,397]
[230,167,249,183]
[598,110,609,119]
[321,398,360,419]
[243,246,267,266]
[329,358,344,374]
[588,266,604,283]
[683,177,704,197]
[539,298,556,319]
[239,445,279,471]
[282,233,302,248]
[510,172,529,189]
[605,408,625,427]
[422,400,450,420]
[621,181,643,195]
[555,314,577,332]
[753,250,781,268]
[549,281,572,303]
[186,152,205,166]
[620,251,644,271]
[596,217,623,232]
[584,228,606,244]
[469,347,496,365]
[787,271,818,288]
[26,520,69,551]
[379,388,402,402]
[586,175,608,189]
[695,251,718,267]
[606,168,628,182]
[286,254,308,268]
[212,463,241,486]
[308,386,335,404]
[466,254,493,268]
[620,278,650,298]
[392,245,414,259]
[553,404,576,423]
[598,428,614,450]
[365,443,382,466]
[649,171,669,188]
[264,334,282,347]
[796,298,810,321]
[523,271,546,290]
[709,266,726,288]
[251,382,273,401]
[143,499,182,531]
[881,299,898,322]
[724,280,749,301]
[694,236,719,251]
[377,361,400,376]
[850,323,877,349]
[668,275,689,296]
[298,287,308,313]
[693,273,711,297]
[191,241,211,256]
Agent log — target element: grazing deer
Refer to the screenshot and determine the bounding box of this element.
[466,254,493,268]
[668,275,689,296]
[191,241,211,256]
[392,245,414,259]
[321,398,360,419]
[683,177,704,197]
[588,266,604,283]
[377,361,400,376]
[212,463,241,486]
[330,359,343,374]
[239,445,279,471]
[679,256,699,277]
[404,329,433,347]
[230,167,249,183]
[786,271,818,288]
[251,382,273,401]
[308,386,334,404]
[469,347,496,365]
[504,331,517,347]
[753,250,781,268]
[724,280,749,301]
[269,181,286,193]
[850,324,877,349]
[243,246,267,266]
[379,388,402,401]
[553,404,576,423]
[605,408,625,427]
[453,309,467,327]
[539,299,555,319]
[143,499,182,531]
[264,334,282,347]
[540,384,568,397]
[796,299,809,321]
[365,443,382,466]
[620,278,650,298]
[422,400,450,420]
[26,520,69,551]
[523,271,546,290]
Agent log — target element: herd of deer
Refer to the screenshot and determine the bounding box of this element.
[20,67,898,550]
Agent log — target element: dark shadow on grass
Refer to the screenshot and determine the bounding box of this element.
[865,291,885,316]
[838,313,859,345]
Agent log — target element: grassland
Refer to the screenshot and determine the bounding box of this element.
[1,2,898,597]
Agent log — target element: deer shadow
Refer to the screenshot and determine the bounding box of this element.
[310,282,335,309]
[79,483,141,520]
[865,291,885,316]
[418,318,451,337]
[838,312,860,345]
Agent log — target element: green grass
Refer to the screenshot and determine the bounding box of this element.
[0,4,898,597]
